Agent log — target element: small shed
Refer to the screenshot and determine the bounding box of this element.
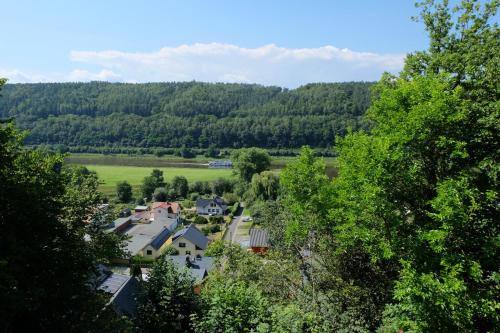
[249,228,270,255]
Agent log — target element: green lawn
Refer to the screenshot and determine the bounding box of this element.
[86,164,234,197]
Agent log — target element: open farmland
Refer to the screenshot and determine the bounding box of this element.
[85,164,234,197]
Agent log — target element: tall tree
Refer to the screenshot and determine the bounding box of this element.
[232,148,271,182]
[171,176,189,199]
[141,169,165,200]
[329,1,499,331]
[136,259,199,333]
[116,180,133,203]
[0,91,126,331]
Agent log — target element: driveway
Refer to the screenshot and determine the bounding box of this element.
[223,206,243,242]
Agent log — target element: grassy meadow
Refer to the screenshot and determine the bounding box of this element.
[66,153,335,197]
[85,164,234,197]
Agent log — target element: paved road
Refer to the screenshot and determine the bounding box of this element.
[224,206,243,242]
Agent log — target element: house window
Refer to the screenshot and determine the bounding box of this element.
[185,251,191,255]
[179,242,186,248]
[146,250,152,255]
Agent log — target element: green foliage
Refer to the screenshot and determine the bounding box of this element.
[0,81,373,149]
[116,180,133,203]
[162,246,179,256]
[208,216,224,224]
[204,240,225,257]
[172,175,189,198]
[329,1,500,331]
[152,186,172,202]
[223,192,238,205]
[194,215,208,224]
[193,275,270,333]
[280,146,330,245]
[0,116,126,330]
[137,259,199,332]
[211,177,233,196]
[232,148,271,182]
[141,168,166,200]
[249,171,280,202]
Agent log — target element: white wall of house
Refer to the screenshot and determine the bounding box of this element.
[197,202,225,215]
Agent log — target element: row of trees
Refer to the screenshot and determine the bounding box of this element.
[0,81,372,149]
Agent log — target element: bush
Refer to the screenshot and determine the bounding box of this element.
[194,215,208,224]
[182,200,194,209]
[231,202,240,215]
[184,211,196,220]
[209,216,224,224]
[162,246,179,255]
[210,225,221,234]
[223,192,239,205]
[189,192,200,201]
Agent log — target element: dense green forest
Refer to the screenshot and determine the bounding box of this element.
[0,81,372,149]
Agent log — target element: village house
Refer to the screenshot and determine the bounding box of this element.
[170,224,209,256]
[166,255,214,294]
[96,265,140,317]
[196,196,227,216]
[106,202,181,259]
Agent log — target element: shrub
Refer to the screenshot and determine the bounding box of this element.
[194,215,208,224]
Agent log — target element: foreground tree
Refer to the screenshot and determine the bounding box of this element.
[136,259,199,333]
[0,81,127,330]
[329,1,499,331]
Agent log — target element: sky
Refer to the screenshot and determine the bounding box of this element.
[0,0,430,87]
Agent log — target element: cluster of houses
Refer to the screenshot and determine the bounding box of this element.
[105,199,222,259]
[96,196,271,317]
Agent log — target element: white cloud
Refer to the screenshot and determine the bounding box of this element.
[69,43,405,86]
[2,43,406,87]
[0,68,51,83]
[67,69,122,82]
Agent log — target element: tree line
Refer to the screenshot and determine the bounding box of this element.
[0,81,372,149]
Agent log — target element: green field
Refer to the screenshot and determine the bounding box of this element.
[85,164,234,197]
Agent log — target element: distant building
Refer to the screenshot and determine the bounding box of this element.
[171,224,209,256]
[249,228,270,255]
[134,205,149,212]
[196,197,227,216]
[208,160,232,168]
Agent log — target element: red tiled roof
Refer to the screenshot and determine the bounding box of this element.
[152,202,180,213]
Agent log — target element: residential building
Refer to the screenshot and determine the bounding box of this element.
[106,202,181,259]
[249,228,270,255]
[171,224,209,256]
[196,197,227,216]
[166,255,215,292]
[96,266,140,317]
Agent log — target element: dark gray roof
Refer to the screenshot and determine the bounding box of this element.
[249,228,270,248]
[150,227,172,250]
[98,272,130,294]
[196,196,226,208]
[172,224,209,249]
[166,255,215,284]
[97,271,141,317]
[111,277,141,317]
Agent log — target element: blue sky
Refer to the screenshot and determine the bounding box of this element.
[1,0,429,87]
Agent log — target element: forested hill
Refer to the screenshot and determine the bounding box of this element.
[0,81,373,149]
